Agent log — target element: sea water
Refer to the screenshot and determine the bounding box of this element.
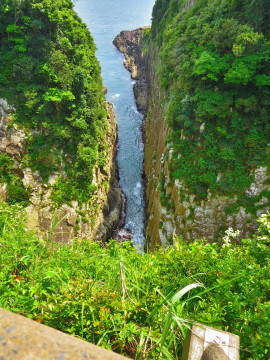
[74,0,155,250]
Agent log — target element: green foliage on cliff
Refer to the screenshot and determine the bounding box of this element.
[151,0,270,210]
[0,202,269,359]
[0,154,30,205]
[0,0,107,204]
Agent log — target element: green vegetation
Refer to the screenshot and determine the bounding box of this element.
[0,0,107,204]
[0,201,269,359]
[151,0,270,211]
[1,2,269,360]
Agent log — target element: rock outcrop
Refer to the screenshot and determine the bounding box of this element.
[0,99,122,243]
[0,100,25,160]
[113,27,149,113]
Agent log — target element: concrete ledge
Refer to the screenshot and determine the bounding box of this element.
[0,308,131,360]
[181,323,240,360]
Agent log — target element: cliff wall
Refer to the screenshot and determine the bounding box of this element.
[114,0,270,248]
[0,99,122,242]
[0,0,122,243]
[145,0,270,247]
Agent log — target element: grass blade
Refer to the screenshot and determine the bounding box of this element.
[171,283,203,305]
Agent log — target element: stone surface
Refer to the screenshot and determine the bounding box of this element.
[0,99,26,160]
[0,183,7,202]
[200,344,230,360]
[113,28,149,113]
[91,102,123,242]
[181,323,239,360]
[0,307,130,360]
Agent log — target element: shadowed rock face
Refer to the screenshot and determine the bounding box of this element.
[144,50,270,246]
[201,344,230,360]
[0,99,122,243]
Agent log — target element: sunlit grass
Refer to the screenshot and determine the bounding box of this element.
[0,202,269,359]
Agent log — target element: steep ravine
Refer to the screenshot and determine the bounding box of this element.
[114,28,270,248]
[113,28,149,249]
[146,0,270,247]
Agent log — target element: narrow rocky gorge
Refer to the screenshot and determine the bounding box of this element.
[1,0,269,248]
[114,28,270,248]
[1,2,269,358]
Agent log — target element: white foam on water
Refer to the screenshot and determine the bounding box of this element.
[131,105,139,114]
[133,184,142,197]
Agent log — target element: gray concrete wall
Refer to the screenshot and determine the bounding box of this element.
[0,308,130,360]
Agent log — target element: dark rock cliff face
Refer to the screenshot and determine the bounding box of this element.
[0,99,122,243]
[90,102,123,242]
[114,29,270,248]
[113,27,149,113]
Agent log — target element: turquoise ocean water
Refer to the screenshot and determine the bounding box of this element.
[74,0,155,249]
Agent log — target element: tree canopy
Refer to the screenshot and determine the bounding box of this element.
[0,0,107,204]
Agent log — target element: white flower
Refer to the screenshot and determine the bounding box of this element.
[222,228,240,246]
